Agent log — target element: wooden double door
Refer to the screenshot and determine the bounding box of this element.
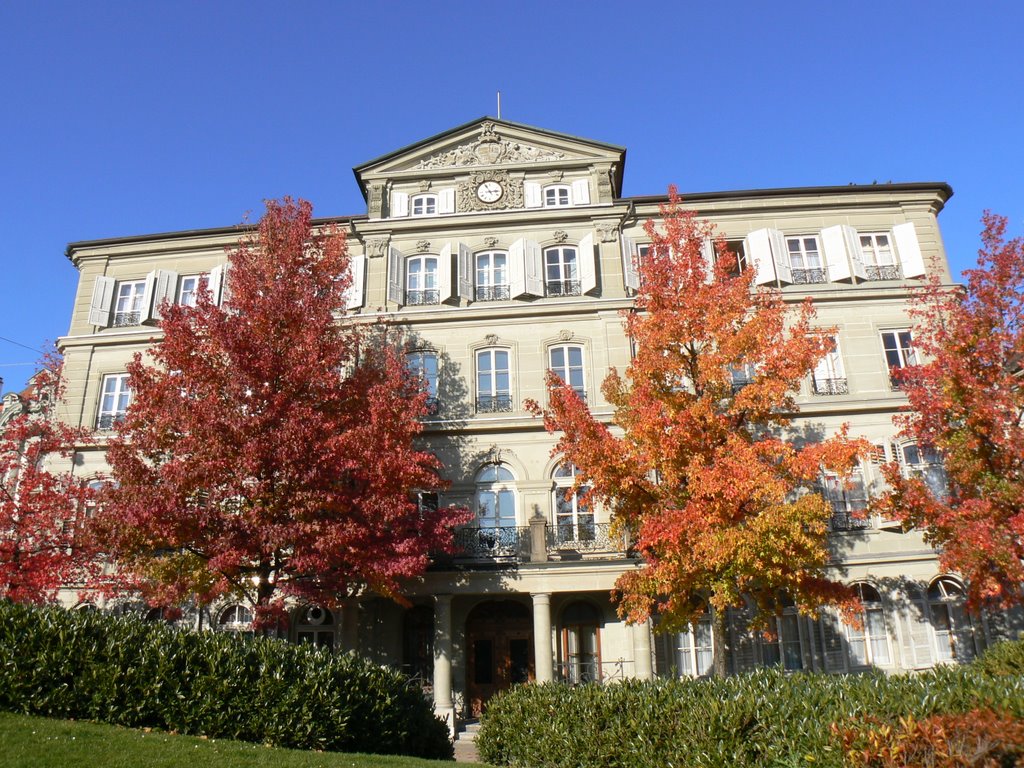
[466,600,534,717]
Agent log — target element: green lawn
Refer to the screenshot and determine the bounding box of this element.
[0,712,484,768]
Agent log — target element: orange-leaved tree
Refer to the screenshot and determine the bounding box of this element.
[877,212,1024,610]
[529,190,866,674]
[0,353,98,603]
[93,198,470,627]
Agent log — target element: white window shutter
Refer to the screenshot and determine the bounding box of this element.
[140,270,159,324]
[437,188,455,215]
[220,263,233,306]
[458,242,474,301]
[744,229,778,285]
[905,599,934,668]
[571,178,590,205]
[88,275,115,327]
[387,246,404,305]
[524,182,542,209]
[578,233,597,294]
[701,238,717,283]
[770,229,792,284]
[621,234,639,291]
[144,269,178,323]
[509,239,527,297]
[820,225,852,282]
[844,225,868,280]
[524,239,543,296]
[438,242,454,302]
[345,255,366,310]
[893,222,926,278]
[391,191,409,218]
[207,265,224,306]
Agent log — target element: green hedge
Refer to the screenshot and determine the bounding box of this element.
[0,601,452,760]
[477,644,1024,768]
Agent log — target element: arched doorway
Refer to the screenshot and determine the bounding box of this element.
[466,600,533,717]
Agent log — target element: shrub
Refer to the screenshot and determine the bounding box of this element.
[0,601,451,760]
[976,638,1024,678]
[476,665,1024,768]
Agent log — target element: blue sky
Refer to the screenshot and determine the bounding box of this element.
[1,1,1021,393]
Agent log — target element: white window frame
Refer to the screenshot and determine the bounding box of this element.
[785,235,826,284]
[811,336,848,395]
[475,250,510,302]
[406,350,439,412]
[552,463,595,544]
[218,604,254,634]
[548,344,586,400]
[844,583,892,668]
[560,601,601,684]
[899,442,947,497]
[673,610,714,678]
[475,464,518,527]
[97,373,132,430]
[926,577,980,663]
[544,246,580,296]
[113,280,147,327]
[880,329,916,389]
[405,255,440,305]
[178,275,208,307]
[859,232,900,280]
[476,348,512,413]
[410,193,438,217]
[543,184,571,208]
[821,463,869,531]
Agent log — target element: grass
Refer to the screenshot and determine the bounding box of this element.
[0,712,485,768]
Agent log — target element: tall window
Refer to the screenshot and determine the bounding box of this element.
[729,363,757,392]
[552,463,595,544]
[476,349,511,413]
[178,275,208,307]
[218,604,253,635]
[900,443,947,497]
[786,236,826,284]
[548,344,585,399]
[881,330,916,389]
[476,464,517,527]
[410,194,437,217]
[543,185,570,207]
[406,350,439,412]
[545,247,580,296]
[475,251,509,301]
[759,596,804,671]
[927,577,978,662]
[295,605,335,650]
[859,233,899,280]
[113,280,146,326]
[560,602,601,684]
[406,256,439,305]
[821,464,869,531]
[845,583,891,667]
[97,373,131,430]
[812,337,848,395]
[673,607,714,677]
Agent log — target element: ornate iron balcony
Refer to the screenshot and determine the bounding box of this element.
[476,393,513,413]
[405,289,440,306]
[812,377,849,396]
[96,413,125,430]
[452,526,528,559]
[864,265,902,281]
[113,311,141,327]
[791,268,827,284]
[546,280,581,297]
[829,510,872,531]
[547,522,621,553]
[475,284,511,302]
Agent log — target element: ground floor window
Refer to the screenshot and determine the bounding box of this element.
[295,605,335,650]
[560,601,601,684]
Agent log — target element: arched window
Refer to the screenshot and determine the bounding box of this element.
[544,246,580,296]
[846,583,891,667]
[406,255,439,305]
[759,594,805,671]
[552,463,594,544]
[476,464,517,528]
[560,601,601,684]
[475,251,509,301]
[548,345,586,400]
[927,577,978,662]
[218,603,253,634]
[295,605,335,650]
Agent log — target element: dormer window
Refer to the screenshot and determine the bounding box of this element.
[544,185,571,208]
[411,194,438,217]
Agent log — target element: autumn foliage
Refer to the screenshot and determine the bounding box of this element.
[93,198,469,625]
[0,355,97,604]
[530,190,866,662]
[878,213,1024,610]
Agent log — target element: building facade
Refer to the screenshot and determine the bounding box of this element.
[54,118,1019,732]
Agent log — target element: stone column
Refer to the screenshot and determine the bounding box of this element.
[433,594,455,738]
[532,592,554,683]
[632,619,654,680]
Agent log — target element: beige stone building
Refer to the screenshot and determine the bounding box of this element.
[54,118,1017,732]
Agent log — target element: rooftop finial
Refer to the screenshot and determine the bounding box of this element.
[497,90,501,120]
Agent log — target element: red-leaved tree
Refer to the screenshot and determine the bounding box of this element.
[0,355,97,604]
[529,190,866,673]
[877,212,1024,610]
[93,198,469,626]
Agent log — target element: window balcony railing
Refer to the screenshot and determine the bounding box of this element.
[476,393,513,413]
[452,526,529,559]
[475,284,511,302]
[405,289,440,306]
[96,413,125,430]
[829,510,872,532]
[864,264,902,281]
[791,268,828,284]
[811,377,849,396]
[548,521,618,553]
[113,311,141,327]
[546,280,581,297]
[440,521,628,565]
[889,370,908,391]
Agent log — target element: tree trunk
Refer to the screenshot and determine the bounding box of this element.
[712,607,729,677]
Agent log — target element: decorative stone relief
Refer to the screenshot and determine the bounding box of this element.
[416,240,431,253]
[412,121,568,170]
[484,237,499,248]
[367,183,385,218]
[457,169,524,213]
[595,222,620,243]
[558,329,574,341]
[418,179,433,192]
[486,444,505,465]
[484,333,499,345]
[363,237,389,258]
[552,230,569,243]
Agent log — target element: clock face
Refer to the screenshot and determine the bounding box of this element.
[476,181,503,203]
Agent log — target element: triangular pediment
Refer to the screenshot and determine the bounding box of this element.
[354,117,624,184]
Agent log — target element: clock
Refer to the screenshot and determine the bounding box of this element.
[476,180,504,203]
